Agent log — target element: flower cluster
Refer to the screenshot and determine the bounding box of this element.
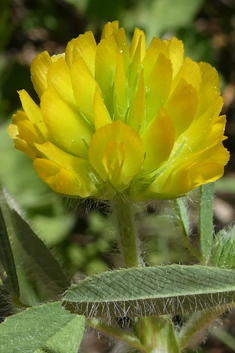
[8,21,229,200]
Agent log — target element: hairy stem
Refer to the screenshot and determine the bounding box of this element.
[87,318,148,353]
[111,196,141,267]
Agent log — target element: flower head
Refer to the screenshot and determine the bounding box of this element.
[8,21,229,200]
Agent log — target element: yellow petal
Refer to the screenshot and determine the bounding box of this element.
[113,28,130,73]
[127,70,145,132]
[197,62,221,116]
[51,53,65,63]
[195,141,229,170]
[145,53,172,123]
[205,114,227,146]
[142,107,175,171]
[19,90,49,140]
[8,124,36,160]
[89,120,144,187]
[31,51,53,97]
[34,141,96,197]
[12,110,28,124]
[65,31,97,75]
[70,56,97,124]
[95,34,119,114]
[143,37,168,80]
[102,141,126,186]
[47,57,77,109]
[113,51,128,122]
[165,78,198,138]
[41,86,93,158]
[8,109,43,160]
[93,87,112,130]
[176,96,224,155]
[35,141,80,165]
[101,21,119,39]
[16,119,41,145]
[168,142,230,195]
[33,158,85,196]
[128,37,143,103]
[129,28,146,62]
[171,57,201,93]
[10,137,36,160]
[143,141,229,199]
[164,37,184,78]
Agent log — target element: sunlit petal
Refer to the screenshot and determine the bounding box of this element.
[145,53,172,123]
[65,31,97,75]
[165,78,198,138]
[101,21,119,39]
[142,107,175,171]
[19,90,49,140]
[71,56,98,124]
[41,86,93,158]
[164,36,184,78]
[31,51,53,97]
[93,87,112,130]
[89,120,144,187]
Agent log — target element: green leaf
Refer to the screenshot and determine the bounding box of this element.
[171,198,203,263]
[0,188,69,303]
[178,302,235,349]
[199,183,214,261]
[0,302,85,353]
[172,198,190,236]
[0,205,19,297]
[210,226,235,269]
[64,265,235,318]
[133,316,180,353]
[150,317,180,353]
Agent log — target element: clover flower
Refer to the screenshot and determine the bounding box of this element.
[8,21,229,200]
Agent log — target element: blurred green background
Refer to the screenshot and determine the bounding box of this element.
[1,0,235,351]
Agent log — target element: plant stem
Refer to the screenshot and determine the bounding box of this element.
[87,318,148,353]
[111,195,150,349]
[199,183,214,263]
[109,196,181,353]
[111,195,141,267]
[171,199,204,263]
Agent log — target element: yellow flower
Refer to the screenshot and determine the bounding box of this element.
[8,21,229,200]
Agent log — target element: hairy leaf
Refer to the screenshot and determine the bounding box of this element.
[211,226,235,269]
[172,197,190,237]
[64,265,235,318]
[0,204,19,297]
[0,302,85,353]
[0,188,69,303]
